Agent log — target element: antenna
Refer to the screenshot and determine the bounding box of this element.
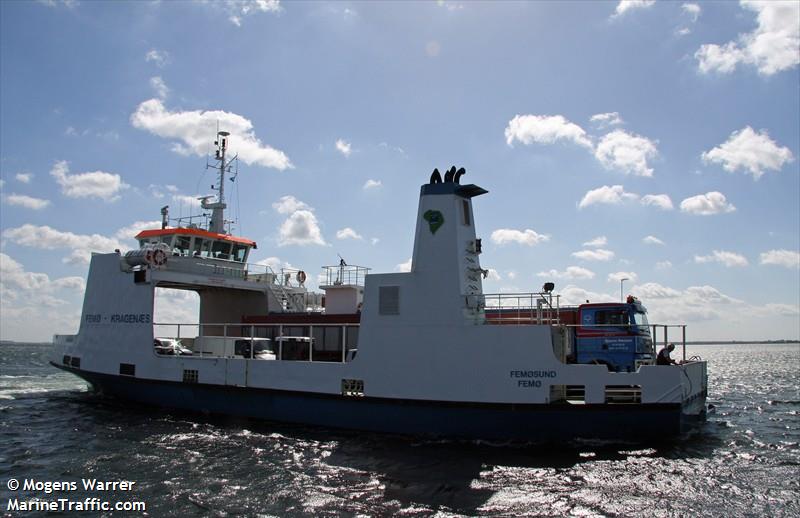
[203,129,234,234]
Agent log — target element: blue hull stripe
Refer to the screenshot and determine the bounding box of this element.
[53,364,687,441]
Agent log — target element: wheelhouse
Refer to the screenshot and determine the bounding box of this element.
[135,228,256,264]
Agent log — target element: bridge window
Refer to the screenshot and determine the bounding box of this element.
[175,235,191,256]
[232,243,249,262]
[192,238,204,257]
[211,240,232,260]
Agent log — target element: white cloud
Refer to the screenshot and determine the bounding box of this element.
[396,258,412,272]
[219,0,281,26]
[425,40,441,57]
[490,228,550,246]
[484,268,502,281]
[695,1,800,76]
[679,192,736,215]
[578,185,638,208]
[613,0,655,17]
[640,193,674,210]
[436,0,464,11]
[0,179,4,188]
[759,249,800,268]
[370,237,379,245]
[278,210,326,246]
[1,253,85,341]
[335,139,352,157]
[537,266,595,280]
[684,285,742,304]
[2,224,125,265]
[37,0,78,9]
[675,27,691,37]
[504,114,592,149]
[594,129,658,177]
[254,256,282,271]
[114,220,161,242]
[272,195,311,215]
[559,284,617,306]
[635,282,682,299]
[336,227,363,240]
[0,253,84,295]
[572,249,615,262]
[682,3,701,22]
[631,282,744,323]
[273,196,325,246]
[150,76,169,99]
[589,112,623,127]
[753,303,800,317]
[145,49,169,68]
[655,260,673,270]
[642,235,665,246]
[583,236,607,247]
[507,271,517,280]
[694,250,749,267]
[172,193,205,210]
[701,126,794,180]
[608,271,638,283]
[363,179,382,190]
[15,173,33,183]
[3,194,51,210]
[50,160,129,201]
[130,98,292,170]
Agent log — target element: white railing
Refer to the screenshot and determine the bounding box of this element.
[320,264,370,287]
[482,292,561,325]
[153,322,360,363]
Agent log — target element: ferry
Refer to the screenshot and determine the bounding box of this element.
[51,132,708,441]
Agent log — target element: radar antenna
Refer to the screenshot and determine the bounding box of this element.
[203,130,238,234]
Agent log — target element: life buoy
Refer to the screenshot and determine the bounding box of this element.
[296,270,307,284]
[152,249,167,267]
[145,248,155,265]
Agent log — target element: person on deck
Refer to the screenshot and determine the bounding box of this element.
[657,343,677,365]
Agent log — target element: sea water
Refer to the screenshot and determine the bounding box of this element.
[1,342,798,516]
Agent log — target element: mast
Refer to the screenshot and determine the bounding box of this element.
[202,130,231,234]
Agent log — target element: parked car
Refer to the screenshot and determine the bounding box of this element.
[154,338,193,356]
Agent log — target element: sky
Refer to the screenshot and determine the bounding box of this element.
[1,0,798,342]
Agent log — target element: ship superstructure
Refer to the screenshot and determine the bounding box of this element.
[52,139,707,441]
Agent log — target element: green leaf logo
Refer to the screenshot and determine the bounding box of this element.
[423,210,444,234]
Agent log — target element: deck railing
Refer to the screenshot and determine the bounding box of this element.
[153,322,360,363]
[483,292,561,325]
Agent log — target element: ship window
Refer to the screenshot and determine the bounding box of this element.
[160,235,174,247]
[192,238,204,257]
[200,239,212,258]
[119,363,136,376]
[379,286,400,315]
[232,244,248,262]
[175,236,191,256]
[139,240,147,248]
[211,240,232,260]
[345,326,359,351]
[462,200,471,226]
[183,370,198,383]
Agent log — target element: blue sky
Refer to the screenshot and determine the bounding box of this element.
[1,0,798,342]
